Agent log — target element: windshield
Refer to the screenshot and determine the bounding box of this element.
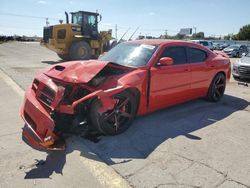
[227,45,240,50]
[72,13,97,28]
[99,43,158,66]
[72,12,83,25]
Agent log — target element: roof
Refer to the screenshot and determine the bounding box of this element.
[70,11,99,16]
[128,39,197,46]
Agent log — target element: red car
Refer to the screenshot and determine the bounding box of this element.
[20,40,231,150]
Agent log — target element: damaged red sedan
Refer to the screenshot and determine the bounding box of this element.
[20,40,231,150]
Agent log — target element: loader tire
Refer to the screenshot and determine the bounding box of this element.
[69,41,91,60]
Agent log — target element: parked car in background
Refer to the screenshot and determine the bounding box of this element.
[213,43,230,51]
[192,40,214,50]
[232,52,250,80]
[223,44,249,57]
[20,40,231,151]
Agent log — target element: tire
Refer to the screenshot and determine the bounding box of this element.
[233,75,240,81]
[69,41,92,60]
[207,73,226,102]
[57,53,70,61]
[90,90,137,135]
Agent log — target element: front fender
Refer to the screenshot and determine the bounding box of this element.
[58,85,130,114]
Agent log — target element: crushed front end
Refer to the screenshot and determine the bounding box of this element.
[20,61,132,151]
[20,73,68,150]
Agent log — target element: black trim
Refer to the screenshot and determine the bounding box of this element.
[146,69,151,109]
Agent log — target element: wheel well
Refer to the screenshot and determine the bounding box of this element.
[215,71,226,78]
[124,88,141,114]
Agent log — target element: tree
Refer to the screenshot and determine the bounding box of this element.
[192,32,205,39]
[224,34,231,40]
[234,24,250,40]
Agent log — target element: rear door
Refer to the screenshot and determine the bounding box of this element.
[149,46,191,111]
[187,47,211,98]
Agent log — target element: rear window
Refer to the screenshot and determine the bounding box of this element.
[188,47,207,63]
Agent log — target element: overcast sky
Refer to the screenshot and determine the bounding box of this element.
[0,0,249,39]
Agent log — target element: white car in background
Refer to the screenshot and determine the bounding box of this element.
[233,52,250,80]
[192,40,214,50]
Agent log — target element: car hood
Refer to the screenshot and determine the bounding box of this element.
[44,60,116,84]
[239,56,250,65]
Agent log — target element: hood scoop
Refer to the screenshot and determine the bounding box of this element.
[54,65,65,71]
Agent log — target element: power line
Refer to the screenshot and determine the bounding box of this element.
[0,12,226,37]
[0,12,60,21]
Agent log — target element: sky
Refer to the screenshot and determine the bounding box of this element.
[0,0,250,40]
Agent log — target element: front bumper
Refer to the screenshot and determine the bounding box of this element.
[20,86,65,150]
[232,65,250,79]
[40,39,67,55]
[224,51,237,57]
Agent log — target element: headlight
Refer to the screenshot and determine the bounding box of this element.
[233,62,240,67]
[71,26,81,32]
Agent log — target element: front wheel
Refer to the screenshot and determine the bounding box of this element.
[90,91,137,135]
[207,73,226,102]
[69,41,92,60]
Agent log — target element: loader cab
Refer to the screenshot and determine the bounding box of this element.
[71,11,99,39]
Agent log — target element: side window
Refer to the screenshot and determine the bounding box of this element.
[160,46,187,65]
[187,47,207,63]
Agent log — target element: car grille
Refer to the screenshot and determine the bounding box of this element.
[31,80,55,107]
[39,86,55,106]
[43,26,53,43]
[239,66,250,76]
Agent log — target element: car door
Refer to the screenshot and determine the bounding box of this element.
[187,47,211,98]
[149,46,191,112]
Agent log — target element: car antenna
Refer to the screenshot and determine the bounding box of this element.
[128,27,139,41]
[118,27,131,43]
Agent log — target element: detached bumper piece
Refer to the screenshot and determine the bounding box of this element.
[21,86,65,151]
[22,124,65,151]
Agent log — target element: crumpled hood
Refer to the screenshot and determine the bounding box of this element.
[44,60,110,83]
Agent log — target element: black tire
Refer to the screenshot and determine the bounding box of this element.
[233,75,240,81]
[57,53,70,61]
[207,73,226,102]
[69,41,92,60]
[90,90,137,135]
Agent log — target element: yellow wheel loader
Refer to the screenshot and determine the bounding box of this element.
[40,11,112,60]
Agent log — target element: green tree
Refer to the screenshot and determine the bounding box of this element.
[192,32,205,39]
[234,24,250,40]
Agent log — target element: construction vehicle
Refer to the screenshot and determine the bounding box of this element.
[41,11,112,60]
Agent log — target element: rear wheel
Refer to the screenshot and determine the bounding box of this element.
[69,41,92,60]
[57,53,70,61]
[90,91,137,135]
[207,73,226,102]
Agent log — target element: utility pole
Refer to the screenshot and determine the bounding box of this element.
[115,24,118,40]
[46,18,49,26]
[193,27,197,34]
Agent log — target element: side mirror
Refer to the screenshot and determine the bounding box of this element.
[158,57,173,66]
[242,53,246,56]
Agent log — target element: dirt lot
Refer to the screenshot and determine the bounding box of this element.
[0,42,250,188]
